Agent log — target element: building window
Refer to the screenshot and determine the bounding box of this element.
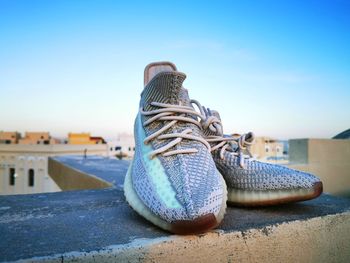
[115,146,121,151]
[128,147,131,151]
[265,148,269,153]
[9,168,15,186]
[28,169,35,187]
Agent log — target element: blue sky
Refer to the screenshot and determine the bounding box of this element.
[0,0,349,140]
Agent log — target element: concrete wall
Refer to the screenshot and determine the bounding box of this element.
[289,139,309,164]
[48,158,112,190]
[0,155,60,195]
[3,155,348,263]
[27,212,350,263]
[0,144,108,195]
[288,139,350,196]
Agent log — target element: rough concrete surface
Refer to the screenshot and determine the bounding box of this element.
[25,213,350,263]
[0,156,349,262]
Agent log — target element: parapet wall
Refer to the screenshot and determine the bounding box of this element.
[48,157,112,190]
[0,156,349,262]
[288,139,350,196]
[34,213,350,263]
[289,139,350,164]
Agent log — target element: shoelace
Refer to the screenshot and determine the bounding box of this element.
[207,133,254,168]
[141,102,211,159]
[191,100,255,168]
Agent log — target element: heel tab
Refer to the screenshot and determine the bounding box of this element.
[144,61,177,86]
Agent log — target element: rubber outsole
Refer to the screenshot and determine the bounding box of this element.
[227,182,323,207]
[124,160,227,234]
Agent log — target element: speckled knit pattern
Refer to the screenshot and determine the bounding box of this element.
[203,111,321,191]
[131,71,224,222]
[132,115,188,222]
[212,150,320,190]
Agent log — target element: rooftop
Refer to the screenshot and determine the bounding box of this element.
[0,156,349,262]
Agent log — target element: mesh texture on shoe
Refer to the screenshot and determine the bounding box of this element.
[131,71,224,222]
[201,107,321,191]
[213,150,320,190]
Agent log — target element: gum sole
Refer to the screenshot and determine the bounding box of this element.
[124,160,227,234]
[227,182,323,207]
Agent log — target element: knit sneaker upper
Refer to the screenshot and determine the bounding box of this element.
[131,71,224,223]
[198,105,321,191]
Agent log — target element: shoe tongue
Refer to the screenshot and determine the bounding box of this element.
[141,71,188,111]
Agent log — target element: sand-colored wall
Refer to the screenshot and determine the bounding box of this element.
[0,131,21,144]
[288,139,350,196]
[18,132,51,145]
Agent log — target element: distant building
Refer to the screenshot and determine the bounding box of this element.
[108,133,135,159]
[0,131,21,144]
[68,133,93,144]
[0,144,108,195]
[18,132,58,145]
[68,133,106,145]
[0,131,109,195]
[90,136,106,144]
[250,136,285,162]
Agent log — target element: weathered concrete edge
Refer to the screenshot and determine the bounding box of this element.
[16,212,350,263]
[48,158,112,191]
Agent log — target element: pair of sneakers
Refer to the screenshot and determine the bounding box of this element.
[124,62,323,235]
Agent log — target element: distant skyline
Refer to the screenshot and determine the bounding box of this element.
[1,0,349,140]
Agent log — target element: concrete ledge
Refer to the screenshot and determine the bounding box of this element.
[48,156,128,190]
[48,158,112,190]
[1,156,350,262]
[26,213,350,263]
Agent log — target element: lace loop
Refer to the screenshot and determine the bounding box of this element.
[193,100,255,168]
[140,102,211,159]
[141,99,255,166]
[190,100,223,136]
[206,133,255,168]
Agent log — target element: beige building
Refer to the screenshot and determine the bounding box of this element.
[18,132,59,145]
[0,144,108,195]
[0,131,21,144]
[287,138,350,197]
[249,136,285,163]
